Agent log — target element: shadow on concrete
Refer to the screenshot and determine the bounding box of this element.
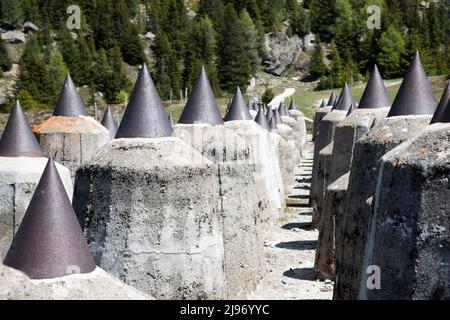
[281,222,312,231]
[283,268,315,280]
[276,240,317,251]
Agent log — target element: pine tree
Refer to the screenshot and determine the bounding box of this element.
[153,33,182,99]
[217,4,252,93]
[0,40,12,74]
[19,37,56,108]
[1,0,24,25]
[49,51,69,93]
[378,26,407,78]
[309,0,338,42]
[22,0,41,25]
[240,10,260,74]
[329,41,344,87]
[309,36,327,80]
[183,17,220,94]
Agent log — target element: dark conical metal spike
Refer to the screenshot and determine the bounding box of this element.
[346,103,357,117]
[430,82,450,124]
[320,100,327,108]
[333,82,355,111]
[273,107,283,125]
[53,74,86,117]
[289,99,297,111]
[279,103,289,116]
[179,66,223,125]
[438,100,450,124]
[251,102,258,111]
[255,107,270,131]
[115,63,173,138]
[4,158,96,279]
[224,87,252,121]
[269,116,278,133]
[101,106,118,140]
[388,52,437,117]
[327,92,337,106]
[266,107,274,121]
[0,101,44,157]
[359,64,391,109]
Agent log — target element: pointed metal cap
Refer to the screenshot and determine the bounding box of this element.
[333,82,355,111]
[179,66,223,125]
[224,87,252,121]
[358,65,391,109]
[279,103,289,116]
[269,116,278,133]
[255,107,270,131]
[388,52,437,117]
[438,100,450,124]
[289,99,297,111]
[346,103,357,117]
[53,74,86,117]
[430,82,450,124]
[251,102,258,111]
[320,100,327,108]
[4,158,96,279]
[101,106,118,140]
[266,107,274,120]
[115,64,173,138]
[273,107,283,125]
[0,101,44,157]
[327,92,337,106]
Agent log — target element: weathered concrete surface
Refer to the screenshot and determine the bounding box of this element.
[359,123,450,300]
[33,116,110,178]
[74,137,226,300]
[328,108,390,183]
[270,132,295,198]
[0,157,72,259]
[0,264,152,300]
[334,115,431,300]
[310,110,347,229]
[314,109,389,278]
[283,112,307,154]
[314,173,349,281]
[312,107,331,142]
[175,123,266,299]
[176,122,283,226]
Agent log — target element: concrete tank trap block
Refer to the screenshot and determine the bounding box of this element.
[334,115,432,300]
[270,132,295,196]
[0,263,152,300]
[314,108,389,277]
[33,116,110,178]
[74,137,226,300]
[174,122,274,298]
[312,107,332,142]
[0,157,72,259]
[283,114,307,153]
[359,123,450,300]
[310,110,347,228]
[314,172,349,281]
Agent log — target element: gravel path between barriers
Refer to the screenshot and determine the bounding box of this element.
[248,139,334,300]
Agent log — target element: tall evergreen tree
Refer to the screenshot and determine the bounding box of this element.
[0,0,24,25]
[309,37,327,80]
[217,4,252,93]
[378,26,407,78]
[0,40,12,74]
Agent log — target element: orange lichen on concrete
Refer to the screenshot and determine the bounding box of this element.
[33,116,106,134]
